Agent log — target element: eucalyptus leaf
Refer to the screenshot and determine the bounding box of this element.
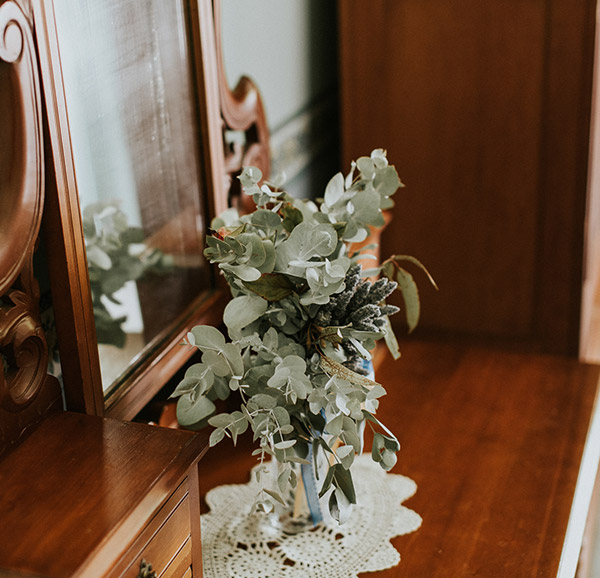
[251,208,283,229]
[87,245,112,270]
[281,204,304,232]
[285,455,311,465]
[263,488,287,507]
[324,172,345,207]
[223,295,268,332]
[169,376,198,398]
[328,491,340,522]
[277,465,291,493]
[372,432,386,463]
[382,316,401,360]
[189,325,227,351]
[249,393,278,409]
[169,362,214,398]
[271,406,291,427]
[366,385,387,400]
[336,444,355,470]
[340,427,362,453]
[381,449,398,470]
[208,413,236,429]
[212,375,232,400]
[243,273,294,302]
[274,440,296,450]
[237,233,267,267]
[333,486,353,524]
[176,394,216,429]
[333,463,357,504]
[392,254,439,290]
[325,414,344,437]
[319,464,336,498]
[209,428,225,447]
[220,263,262,282]
[222,343,244,377]
[202,350,231,377]
[374,165,402,196]
[351,189,383,227]
[258,240,276,274]
[275,221,338,274]
[395,267,420,332]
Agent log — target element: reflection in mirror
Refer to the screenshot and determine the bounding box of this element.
[52,0,210,394]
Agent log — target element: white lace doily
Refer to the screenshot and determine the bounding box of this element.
[201,453,422,578]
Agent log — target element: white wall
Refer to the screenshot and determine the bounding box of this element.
[221,0,339,197]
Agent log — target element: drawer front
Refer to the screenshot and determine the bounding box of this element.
[121,485,191,578]
[161,537,192,578]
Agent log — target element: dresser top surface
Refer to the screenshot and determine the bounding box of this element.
[0,412,207,577]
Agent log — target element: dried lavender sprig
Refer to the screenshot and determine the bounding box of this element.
[347,280,371,312]
[350,304,381,326]
[330,265,361,319]
[368,278,398,303]
[380,304,400,316]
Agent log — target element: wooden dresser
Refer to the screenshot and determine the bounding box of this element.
[0,412,208,578]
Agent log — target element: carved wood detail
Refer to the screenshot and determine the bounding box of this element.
[213,0,270,210]
[0,0,62,455]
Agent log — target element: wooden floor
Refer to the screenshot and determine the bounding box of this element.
[197,340,600,577]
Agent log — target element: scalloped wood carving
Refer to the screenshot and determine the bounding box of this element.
[0,0,62,456]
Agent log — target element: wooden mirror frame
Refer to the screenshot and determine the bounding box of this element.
[0,0,63,454]
[33,0,232,420]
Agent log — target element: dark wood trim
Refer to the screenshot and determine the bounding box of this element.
[188,456,204,578]
[0,0,62,455]
[0,0,43,295]
[33,0,105,415]
[190,0,229,218]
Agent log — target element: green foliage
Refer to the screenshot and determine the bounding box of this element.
[82,202,172,347]
[243,273,295,301]
[172,150,435,522]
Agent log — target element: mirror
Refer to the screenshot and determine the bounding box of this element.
[50,0,211,394]
[35,0,229,417]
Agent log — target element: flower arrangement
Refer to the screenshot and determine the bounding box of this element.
[171,149,435,522]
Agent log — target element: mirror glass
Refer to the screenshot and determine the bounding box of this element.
[52,0,210,394]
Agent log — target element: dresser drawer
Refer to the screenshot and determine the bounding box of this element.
[161,538,192,578]
[118,482,191,578]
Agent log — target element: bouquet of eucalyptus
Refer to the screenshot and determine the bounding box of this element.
[171,149,434,522]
